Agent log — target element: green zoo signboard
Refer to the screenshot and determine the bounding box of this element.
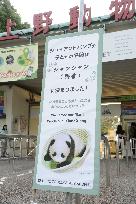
[33,29,103,195]
[0,44,38,82]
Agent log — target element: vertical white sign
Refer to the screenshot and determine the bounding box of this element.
[33,30,103,195]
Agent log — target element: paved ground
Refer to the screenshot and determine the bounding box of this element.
[0,158,135,204]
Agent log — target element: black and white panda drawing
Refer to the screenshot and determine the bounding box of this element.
[44,133,86,168]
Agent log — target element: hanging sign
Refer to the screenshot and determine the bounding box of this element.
[121,101,136,115]
[33,29,103,195]
[0,44,38,82]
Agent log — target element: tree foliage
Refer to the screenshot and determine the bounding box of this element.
[0,0,30,33]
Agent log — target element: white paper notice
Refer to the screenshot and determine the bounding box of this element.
[103,28,136,62]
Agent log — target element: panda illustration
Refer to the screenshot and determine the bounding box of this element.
[44,133,86,168]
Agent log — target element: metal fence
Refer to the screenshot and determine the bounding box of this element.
[0,133,112,204]
[1,133,135,204]
[0,134,37,162]
[64,135,111,204]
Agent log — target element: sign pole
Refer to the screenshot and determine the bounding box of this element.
[78,0,84,32]
[65,192,72,204]
[31,189,37,204]
[66,0,84,201]
[33,7,102,202]
[75,2,85,204]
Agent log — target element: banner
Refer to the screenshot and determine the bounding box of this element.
[0,44,38,82]
[103,28,136,62]
[33,29,103,195]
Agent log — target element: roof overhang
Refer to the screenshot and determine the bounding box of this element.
[1,18,136,98]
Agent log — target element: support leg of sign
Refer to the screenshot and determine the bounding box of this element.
[65,192,72,204]
[75,193,81,204]
[31,189,37,204]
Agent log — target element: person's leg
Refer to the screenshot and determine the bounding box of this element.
[132,139,135,155]
[119,139,121,150]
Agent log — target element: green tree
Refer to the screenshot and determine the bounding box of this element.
[0,0,30,33]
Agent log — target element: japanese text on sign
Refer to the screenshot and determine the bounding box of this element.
[0,1,135,41]
[33,30,103,195]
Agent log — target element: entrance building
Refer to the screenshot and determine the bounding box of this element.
[0,15,136,143]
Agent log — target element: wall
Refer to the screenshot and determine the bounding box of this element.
[29,106,40,136]
[0,85,40,157]
[101,103,121,137]
[0,85,40,135]
[12,86,29,134]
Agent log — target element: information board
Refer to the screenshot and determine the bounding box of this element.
[0,44,38,82]
[33,29,103,195]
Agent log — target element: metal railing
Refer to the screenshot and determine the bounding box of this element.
[0,134,111,204]
[101,134,111,186]
[115,137,136,174]
[0,134,37,161]
[65,135,111,204]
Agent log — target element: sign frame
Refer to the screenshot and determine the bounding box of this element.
[33,28,103,195]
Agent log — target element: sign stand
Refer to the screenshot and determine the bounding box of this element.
[32,0,103,201]
[75,193,81,204]
[32,189,37,204]
[65,192,73,204]
[32,190,80,204]
[65,193,81,204]
[67,0,85,203]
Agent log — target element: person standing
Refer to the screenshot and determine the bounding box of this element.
[129,122,136,155]
[116,125,125,150]
[0,125,8,157]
